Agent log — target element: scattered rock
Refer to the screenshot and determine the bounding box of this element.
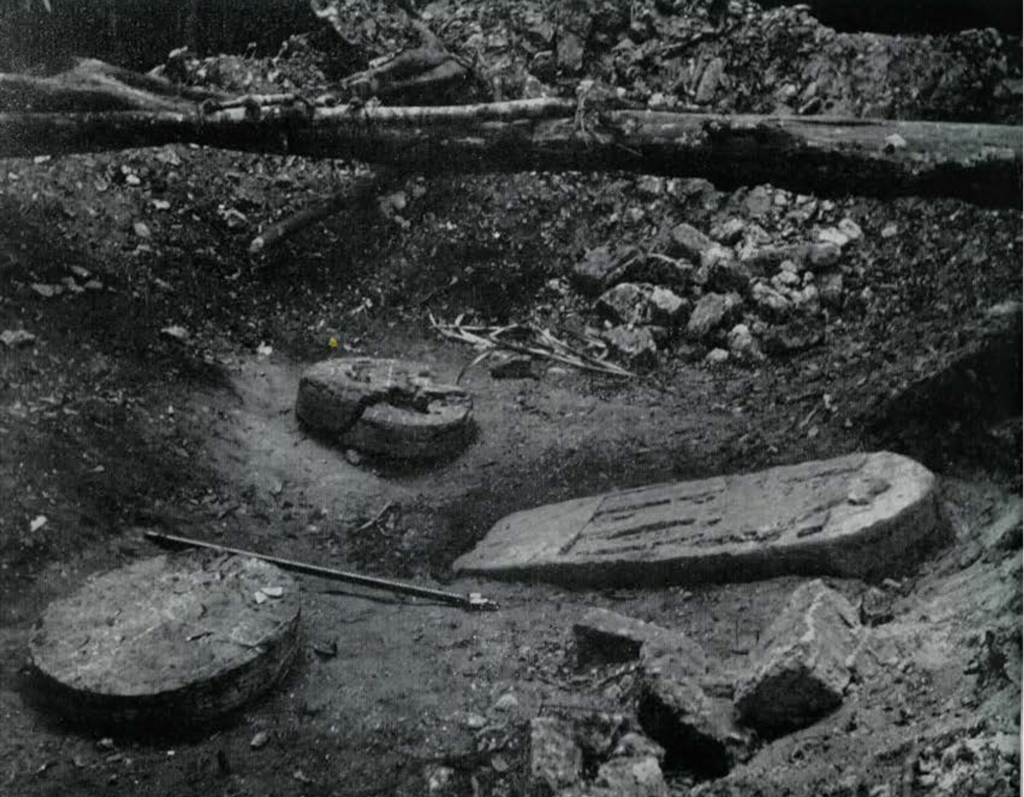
[598,283,651,325]
[590,754,670,797]
[249,731,270,750]
[817,226,851,248]
[637,673,748,777]
[648,287,689,327]
[726,324,763,362]
[752,282,792,320]
[556,32,585,73]
[704,255,751,294]
[669,222,715,261]
[574,245,624,296]
[807,242,842,270]
[133,221,151,239]
[818,271,844,309]
[601,326,659,369]
[735,580,862,736]
[859,586,895,627]
[695,57,725,104]
[30,283,61,298]
[791,284,821,315]
[1,329,36,348]
[160,325,190,342]
[574,608,707,675]
[426,764,456,794]
[705,347,730,365]
[761,319,824,354]
[686,292,742,340]
[711,217,746,246]
[493,692,519,712]
[528,717,582,797]
[838,218,863,241]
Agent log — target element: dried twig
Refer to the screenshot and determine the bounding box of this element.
[431,315,634,379]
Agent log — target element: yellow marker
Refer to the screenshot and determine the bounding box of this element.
[328,335,339,350]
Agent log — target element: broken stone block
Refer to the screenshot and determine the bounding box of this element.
[704,256,752,294]
[669,222,715,260]
[601,326,659,369]
[296,358,474,460]
[761,318,824,354]
[589,755,669,797]
[686,292,743,340]
[734,580,862,736]
[859,586,895,627]
[574,608,707,675]
[752,281,792,320]
[726,324,763,362]
[637,673,750,777]
[528,717,583,797]
[574,245,624,296]
[598,283,651,325]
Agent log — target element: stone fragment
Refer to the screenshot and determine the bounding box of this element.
[601,326,659,369]
[493,692,519,712]
[859,586,895,627]
[556,32,585,73]
[598,283,651,325]
[695,57,725,104]
[527,717,583,797]
[1,329,36,348]
[838,218,863,241]
[761,319,824,354]
[791,284,821,315]
[743,186,773,218]
[574,608,707,675]
[637,674,749,777]
[704,347,730,365]
[669,222,715,261]
[648,287,688,326]
[574,245,624,296]
[590,755,669,797]
[705,256,751,294]
[808,242,842,270]
[752,282,792,319]
[734,580,861,736]
[726,324,763,362]
[686,292,742,340]
[739,243,810,276]
[817,227,851,248]
[818,271,844,309]
[711,217,746,246]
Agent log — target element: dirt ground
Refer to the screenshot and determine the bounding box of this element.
[1,3,1022,792]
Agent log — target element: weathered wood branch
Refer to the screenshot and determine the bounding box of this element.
[0,99,1019,206]
[249,168,397,254]
[0,57,228,113]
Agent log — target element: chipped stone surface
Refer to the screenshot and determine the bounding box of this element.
[574,608,707,675]
[527,717,583,797]
[453,452,944,586]
[734,580,862,736]
[637,673,751,777]
[296,358,473,460]
[687,291,743,339]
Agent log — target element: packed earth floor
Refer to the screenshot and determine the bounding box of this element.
[1,3,1022,797]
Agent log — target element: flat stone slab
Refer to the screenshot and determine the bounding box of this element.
[28,552,301,731]
[296,357,473,460]
[454,452,942,586]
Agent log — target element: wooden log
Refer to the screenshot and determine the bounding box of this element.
[0,99,1019,206]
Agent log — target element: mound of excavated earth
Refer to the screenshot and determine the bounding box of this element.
[295,357,474,460]
[454,451,945,586]
[27,552,301,731]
